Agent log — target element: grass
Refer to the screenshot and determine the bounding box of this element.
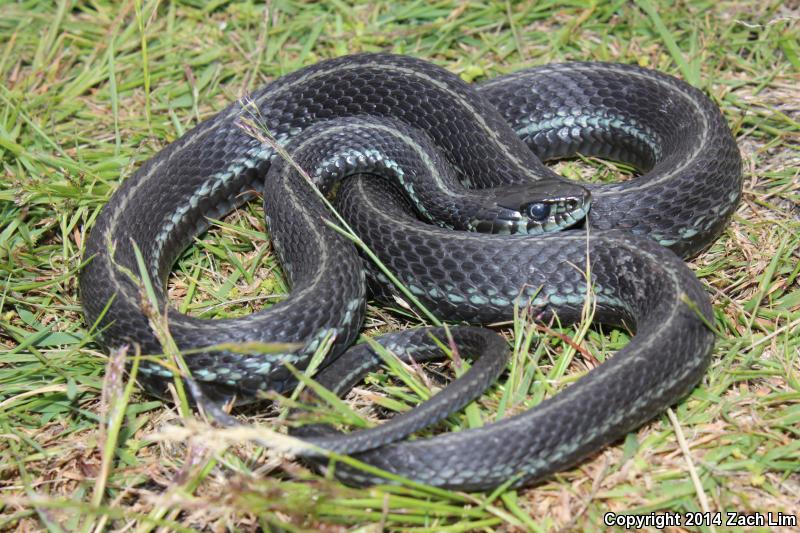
[0,0,798,531]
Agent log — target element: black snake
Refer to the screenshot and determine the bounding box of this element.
[80,54,742,490]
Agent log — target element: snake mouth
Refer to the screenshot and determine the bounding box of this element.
[550,197,585,216]
[469,192,591,235]
[485,185,592,234]
[521,194,590,233]
[541,197,590,232]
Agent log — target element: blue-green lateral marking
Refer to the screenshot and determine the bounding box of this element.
[515,112,662,161]
[316,147,432,221]
[151,142,277,273]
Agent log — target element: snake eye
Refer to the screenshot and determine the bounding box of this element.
[524,202,550,221]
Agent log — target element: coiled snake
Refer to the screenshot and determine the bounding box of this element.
[81,54,742,490]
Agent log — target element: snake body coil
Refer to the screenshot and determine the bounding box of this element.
[81,54,741,490]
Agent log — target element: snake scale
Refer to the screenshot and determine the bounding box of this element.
[81,54,742,490]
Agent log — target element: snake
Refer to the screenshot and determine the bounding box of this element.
[80,53,742,491]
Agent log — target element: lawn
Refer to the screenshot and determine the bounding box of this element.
[1,1,798,531]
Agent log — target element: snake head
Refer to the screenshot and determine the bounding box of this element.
[472,180,591,234]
